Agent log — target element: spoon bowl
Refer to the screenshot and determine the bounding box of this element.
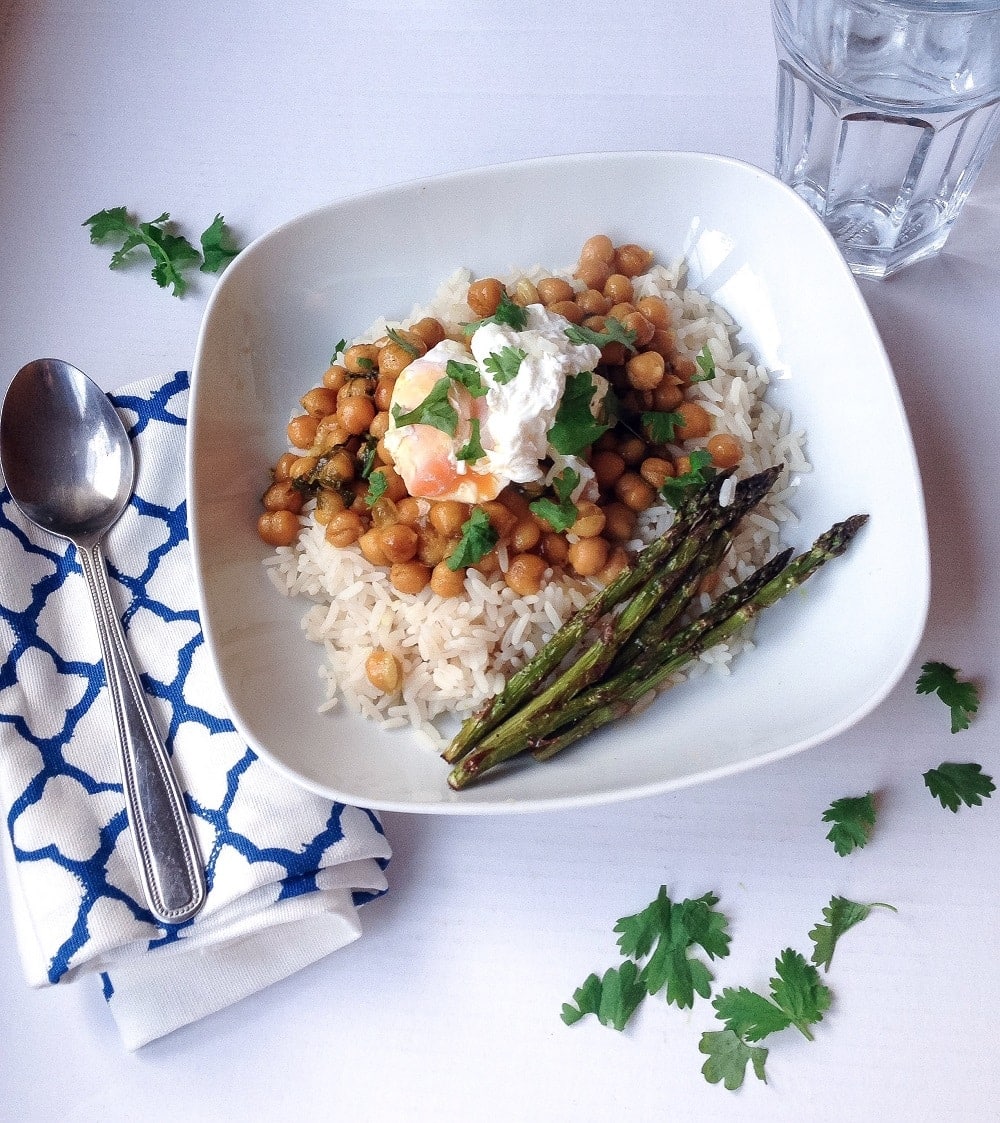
[1,358,134,543]
[0,358,206,924]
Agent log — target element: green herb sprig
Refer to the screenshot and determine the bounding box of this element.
[84,207,239,297]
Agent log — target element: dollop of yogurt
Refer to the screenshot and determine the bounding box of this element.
[470,304,602,487]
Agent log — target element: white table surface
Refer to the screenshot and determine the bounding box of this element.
[2,2,999,1120]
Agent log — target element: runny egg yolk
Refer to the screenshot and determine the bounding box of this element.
[383,340,504,503]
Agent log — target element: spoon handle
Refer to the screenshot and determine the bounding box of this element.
[77,540,207,924]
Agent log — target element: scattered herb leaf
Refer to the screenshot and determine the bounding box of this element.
[699,1029,769,1090]
[456,418,486,463]
[529,467,581,532]
[768,948,832,1039]
[821,792,876,856]
[560,961,646,1031]
[808,897,896,972]
[613,887,731,1010]
[714,948,830,1048]
[659,448,717,508]
[564,316,638,353]
[691,343,717,383]
[391,376,458,436]
[712,986,794,1042]
[446,507,498,570]
[355,356,375,372]
[199,213,240,274]
[84,207,240,296]
[484,346,526,386]
[916,662,980,733]
[923,762,995,812]
[548,372,610,456]
[640,410,683,444]
[446,359,488,398]
[330,339,347,364]
[463,291,528,333]
[84,207,201,296]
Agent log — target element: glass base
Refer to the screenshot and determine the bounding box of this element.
[791,186,954,277]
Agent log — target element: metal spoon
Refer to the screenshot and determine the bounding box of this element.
[0,358,206,924]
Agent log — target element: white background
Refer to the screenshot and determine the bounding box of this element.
[1,2,999,1120]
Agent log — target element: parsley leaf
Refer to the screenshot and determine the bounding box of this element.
[456,418,486,463]
[560,961,646,1031]
[484,346,526,386]
[640,410,682,444]
[808,897,896,972]
[199,213,240,274]
[699,1029,769,1090]
[691,343,717,383]
[391,376,459,436]
[821,791,876,856]
[529,467,580,532]
[659,448,717,508]
[564,316,638,353]
[613,887,731,1010]
[364,469,389,507]
[330,339,347,363]
[463,290,528,333]
[916,661,980,733]
[548,372,611,456]
[446,508,498,570]
[446,359,488,398]
[923,762,996,812]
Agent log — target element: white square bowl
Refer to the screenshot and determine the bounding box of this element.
[188,151,929,813]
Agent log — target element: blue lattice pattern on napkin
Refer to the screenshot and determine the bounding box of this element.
[0,370,389,990]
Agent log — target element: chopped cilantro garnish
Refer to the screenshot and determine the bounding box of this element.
[641,410,683,444]
[446,508,498,570]
[548,372,610,456]
[446,359,488,397]
[391,376,459,436]
[386,326,421,357]
[364,469,389,507]
[659,449,717,508]
[463,290,528,334]
[484,346,526,386]
[691,344,717,383]
[359,436,378,479]
[564,316,638,353]
[529,467,581,532]
[456,418,486,463]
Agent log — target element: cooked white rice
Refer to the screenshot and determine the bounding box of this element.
[264,258,809,750]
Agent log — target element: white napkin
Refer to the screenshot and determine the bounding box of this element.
[0,370,391,1049]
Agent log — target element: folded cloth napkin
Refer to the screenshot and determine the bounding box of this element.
[0,369,391,1049]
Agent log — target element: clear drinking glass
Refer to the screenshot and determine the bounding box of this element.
[771,0,1000,277]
